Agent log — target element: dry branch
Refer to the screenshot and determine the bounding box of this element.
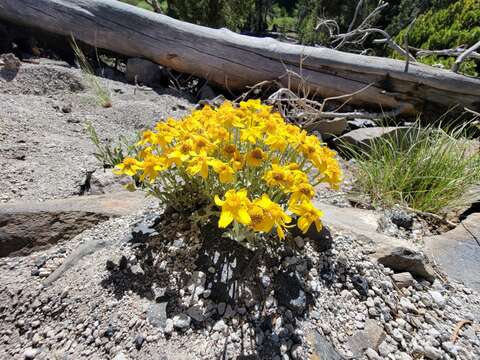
[452,40,480,73]
[416,47,480,60]
[1,0,480,117]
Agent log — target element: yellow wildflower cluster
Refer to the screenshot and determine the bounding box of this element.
[115,99,341,242]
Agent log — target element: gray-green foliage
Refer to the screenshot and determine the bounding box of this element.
[341,122,480,214]
[86,122,138,169]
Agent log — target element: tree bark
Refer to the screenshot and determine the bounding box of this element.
[1,0,479,116]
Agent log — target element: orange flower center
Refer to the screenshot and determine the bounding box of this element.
[251,149,263,160]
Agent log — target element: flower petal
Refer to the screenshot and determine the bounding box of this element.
[218,211,234,228]
[236,208,251,225]
[214,195,224,206]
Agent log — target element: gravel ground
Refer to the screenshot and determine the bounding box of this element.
[0,208,479,360]
[0,60,192,203]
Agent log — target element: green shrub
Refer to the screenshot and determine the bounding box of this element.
[395,0,480,75]
[342,123,480,214]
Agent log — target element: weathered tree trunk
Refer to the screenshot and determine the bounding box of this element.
[1,0,479,116]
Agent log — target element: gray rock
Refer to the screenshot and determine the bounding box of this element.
[365,348,382,360]
[134,335,145,350]
[125,58,164,86]
[261,275,271,288]
[163,319,174,334]
[186,305,205,322]
[389,209,414,230]
[306,117,347,137]
[0,192,146,258]
[212,320,227,332]
[428,291,446,308]
[113,351,129,360]
[335,127,408,150]
[424,213,480,291]
[378,341,396,357]
[391,272,415,289]
[23,348,38,359]
[348,319,386,356]
[146,302,167,329]
[34,256,47,268]
[375,246,436,281]
[172,314,191,329]
[307,329,344,360]
[396,353,413,360]
[187,271,206,296]
[347,118,377,129]
[423,345,443,359]
[1,53,21,71]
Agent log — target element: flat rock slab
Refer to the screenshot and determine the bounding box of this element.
[334,127,407,150]
[312,200,417,250]
[424,213,480,291]
[0,192,150,256]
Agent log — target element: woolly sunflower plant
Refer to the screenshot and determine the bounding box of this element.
[115,100,341,247]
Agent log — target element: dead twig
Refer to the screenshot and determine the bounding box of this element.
[348,0,364,33]
[415,46,480,60]
[403,18,416,72]
[451,320,472,343]
[319,83,374,113]
[452,40,480,73]
[145,0,162,13]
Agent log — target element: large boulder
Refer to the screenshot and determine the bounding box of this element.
[424,213,480,291]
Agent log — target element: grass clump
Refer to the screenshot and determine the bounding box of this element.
[86,122,138,169]
[71,38,112,108]
[343,123,480,215]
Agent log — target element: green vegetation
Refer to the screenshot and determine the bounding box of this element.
[343,123,480,214]
[395,0,480,75]
[71,39,112,108]
[86,122,138,169]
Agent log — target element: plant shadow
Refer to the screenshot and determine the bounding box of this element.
[100,213,342,359]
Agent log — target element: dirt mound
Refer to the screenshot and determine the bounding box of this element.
[0,63,84,95]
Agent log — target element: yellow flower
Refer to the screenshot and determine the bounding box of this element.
[114,157,141,176]
[241,126,263,144]
[248,204,274,233]
[138,154,167,183]
[214,189,252,227]
[290,201,323,233]
[263,164,294,190]
[231,151,244,171]
[209,159,235,183]
[167,140,194,165]
[217,102,245,128]
[252,194,292,239]
[265,133,288,152]
[289,182,315,205]
[246,148,267,167]
[187,151,211,179]
[137,130,157,146]
[192,134,215,153]
[222,144,238,159]
[239,99,264,111]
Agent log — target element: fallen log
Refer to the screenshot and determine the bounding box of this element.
[1,0,479,116]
